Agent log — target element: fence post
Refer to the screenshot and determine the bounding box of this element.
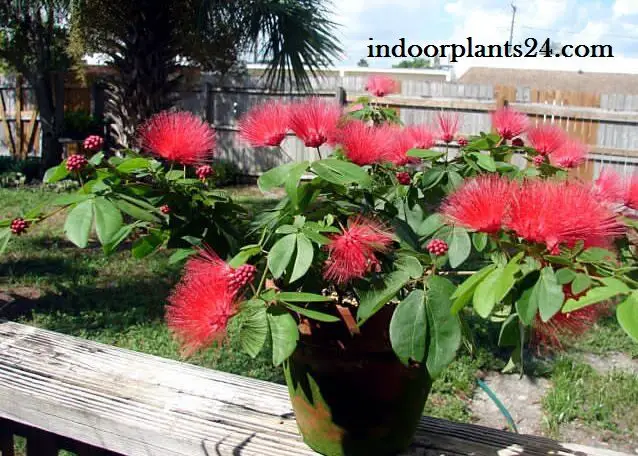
[0,418,15,456]
[336,87,347,106]
[15,75,24,159]
[205,83,215,125]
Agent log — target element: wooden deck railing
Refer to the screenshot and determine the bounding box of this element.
[0,321,631,456]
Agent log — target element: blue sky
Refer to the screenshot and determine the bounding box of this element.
[331,0,638,76]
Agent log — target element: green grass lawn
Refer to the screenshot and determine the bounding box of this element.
[1,186,637,448]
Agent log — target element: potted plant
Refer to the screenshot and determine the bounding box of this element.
[164,91,638,455]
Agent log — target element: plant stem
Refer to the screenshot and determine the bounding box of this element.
[254,266,269,297]
[316,146,323,160]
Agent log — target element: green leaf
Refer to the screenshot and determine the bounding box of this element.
[396,255,424,279]
[276,225,297,235]
[169,248,197,265]
[470,152,497,172]
[311,159,371,188]
[617,292,638,343]
[555,268,576,285]
[102,224,134,255]
[281,302,340,322]
[0,228,11,256]
[114,199,161,223]
[578,247,616,264]
[93,197,123,245]
[418,213,445,238]
[116,157,150,173]
[228,246,261,268]
[52,193,91,206]
[290,234,314,283]
[303,229,331,245]
[571,273,591,295]
[131,232,164,258]
[276,292,332,302]
[284,161,310,208]
[43,164,69,183]
[447,227,471,268]
[443,171,463,194]
[406,148,444,160]
[426,276,461,378]
[88,152,104,166]
[472,232,488,252]
[267,306,299,366]
[515,271,540,326]
[498,314,520,347]
[267,234,296,279]
[357,271,411,325]
[390,290,427,366]
[258,163,298,192]
[473,255,521,318]
[450,264,497,315]
[563,286,629,313]
[536,267,565,322]
[239,300,269,358]
[64,200,95,248]
[421,168,446,189]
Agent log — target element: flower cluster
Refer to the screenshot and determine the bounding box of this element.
[166,249,256,355]
[160,205,171,215]
[426,239,448,256]
[66,154,88,172]
[83,135,104,152]
[323,217,394,285]
[196,164,214,182]
[239,98,341,149]
[10,218,28,235]
[442,176,624,253]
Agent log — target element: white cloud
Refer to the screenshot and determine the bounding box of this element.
[613,0,638,17]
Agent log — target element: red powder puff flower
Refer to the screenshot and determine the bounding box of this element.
[386,126,420,166]
[491,107,529,140]
[239,101,290,147]
[593,168,627,206]
[83,135,104,152]
[160,205,171,215]
[289,98,342,148]
[533,155,546,166]
[527,125,567,156]
[166,249,256,355]
[625,174,638,210]
[405,124,436,150]
[323,217,394,285]
[437,112,460,143]
[531,301,603,352]
[365,75,399,97]
[550,139,588,169]
[337,121,392,166]
[139,111,216,165]
[457,137,468,147]
[506,180,624,253]
[440,175,513,234]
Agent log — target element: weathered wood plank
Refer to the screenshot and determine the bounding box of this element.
[0,321,631,456]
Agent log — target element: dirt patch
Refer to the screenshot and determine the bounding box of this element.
[470,372,550,435]
[559,422,638,454]
[580,352,638,376]
[0,286,43,319]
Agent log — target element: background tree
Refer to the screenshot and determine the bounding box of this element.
[0,0,73,169]
[70,0,343,147]
[357,58,369,67]
[392,57,431,69]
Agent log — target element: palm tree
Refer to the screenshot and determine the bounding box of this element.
[71,0,342,147]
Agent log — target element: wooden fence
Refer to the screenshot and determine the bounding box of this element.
[3,72,638,181]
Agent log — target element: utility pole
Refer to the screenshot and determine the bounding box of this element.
[509,3,517,45]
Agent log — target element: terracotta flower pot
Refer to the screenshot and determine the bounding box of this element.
[283,307,431,456]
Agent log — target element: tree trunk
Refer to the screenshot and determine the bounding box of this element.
[30,74,63,170]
